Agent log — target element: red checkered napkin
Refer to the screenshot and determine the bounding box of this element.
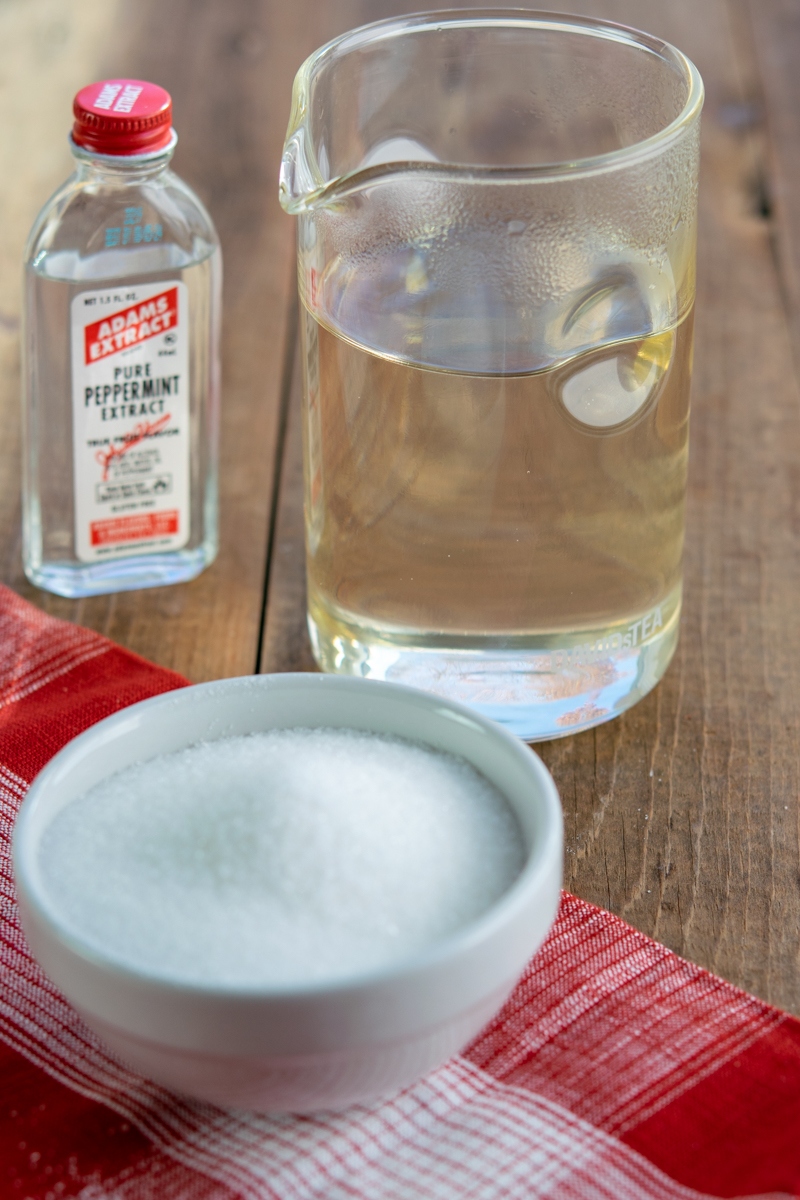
[0,584,798,1200]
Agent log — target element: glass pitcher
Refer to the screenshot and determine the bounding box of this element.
[279,9,703,740]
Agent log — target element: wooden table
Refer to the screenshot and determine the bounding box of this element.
[2,0,799,1014]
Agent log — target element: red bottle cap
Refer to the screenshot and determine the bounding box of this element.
[72,80,173,156]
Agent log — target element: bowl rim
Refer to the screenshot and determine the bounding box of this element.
[13,673,563,1002]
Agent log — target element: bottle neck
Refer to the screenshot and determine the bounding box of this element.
[69,131,178,185]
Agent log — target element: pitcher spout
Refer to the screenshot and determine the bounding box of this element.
[279,126,321,215]
[278,66,326,215]
[279,30,445,215]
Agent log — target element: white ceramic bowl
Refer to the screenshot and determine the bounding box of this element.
[13,674,562,1113]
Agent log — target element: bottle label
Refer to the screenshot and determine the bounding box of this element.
[70,281,190,563]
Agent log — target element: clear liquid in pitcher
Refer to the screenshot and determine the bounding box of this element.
[301,244,693,740]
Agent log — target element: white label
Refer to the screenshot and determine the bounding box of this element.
[70,281,190,563]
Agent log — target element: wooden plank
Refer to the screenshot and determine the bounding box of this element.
[260,338,317,675]
[544,0,800,1010]
[748,0,800,359]
[260,1,365,675]
[0,0,323,681]
[265,0,800,1010]
[0,0,123,642]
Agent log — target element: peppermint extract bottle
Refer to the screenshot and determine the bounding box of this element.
[22,80,221,596]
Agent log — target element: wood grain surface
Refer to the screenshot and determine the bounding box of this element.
[3,0,800,1011]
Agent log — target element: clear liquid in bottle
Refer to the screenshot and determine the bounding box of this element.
[22,79,221,597]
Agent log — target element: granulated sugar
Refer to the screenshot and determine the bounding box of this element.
[38,729,525,987]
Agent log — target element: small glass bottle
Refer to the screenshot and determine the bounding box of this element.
[22,79,221,597]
